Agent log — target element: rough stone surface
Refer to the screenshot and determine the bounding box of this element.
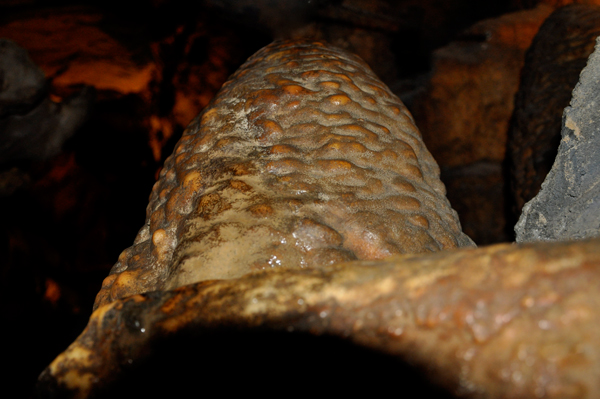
[0,38,46,118]
[411,4,554,168]
[39,237,600,398]
[508,3,600,218]
[516,36,600,242]
[94,39,474,309]
[0,9,170,160]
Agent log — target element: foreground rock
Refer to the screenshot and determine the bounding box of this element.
[39,237,600,398]
[516,35,600,242]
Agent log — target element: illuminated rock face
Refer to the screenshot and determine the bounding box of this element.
[95,39,474,309]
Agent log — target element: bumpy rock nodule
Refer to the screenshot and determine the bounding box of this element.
[95,39,474,309]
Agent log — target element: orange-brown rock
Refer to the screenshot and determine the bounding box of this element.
[94,39,474,309]
[0,10,157,96]
[0,8,168,159]
[39,237,600,398]
[411,5,554,168]
[35,38,600,399]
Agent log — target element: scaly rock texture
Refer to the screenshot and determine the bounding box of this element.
[515,36,600,242]
[95,39,474,309]
[508,3,600,217]
[39,237,600,398]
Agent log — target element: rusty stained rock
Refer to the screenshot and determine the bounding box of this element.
[35,38,600,399]
[94,39,474,309]
[39,237,600,398]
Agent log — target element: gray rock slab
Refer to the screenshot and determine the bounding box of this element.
[0,38,46,118]
[515,36,600,242]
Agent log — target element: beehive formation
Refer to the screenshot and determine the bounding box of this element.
[94,39,474,309]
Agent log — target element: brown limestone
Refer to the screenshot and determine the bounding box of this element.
[411,5,555,169]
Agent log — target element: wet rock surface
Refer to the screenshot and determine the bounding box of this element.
[95,39,474,309]
[40,238,600,398]
[508,3,600,218]
[516,36,600,242]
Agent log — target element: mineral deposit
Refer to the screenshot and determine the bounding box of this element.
[94,39,474,309]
